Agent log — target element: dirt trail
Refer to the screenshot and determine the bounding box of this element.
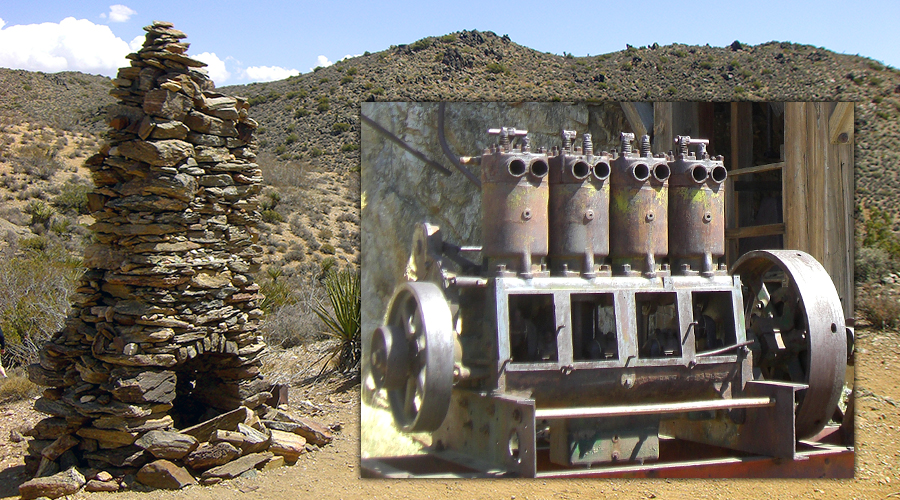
[0,326,898,500]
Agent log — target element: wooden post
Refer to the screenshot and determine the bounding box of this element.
[784,103,809,251]
[653,102,673,154]
[784,102,853,318]
[728,102,753,265]
[828,103,855,317]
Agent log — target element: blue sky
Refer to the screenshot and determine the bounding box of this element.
[1,0,898,85]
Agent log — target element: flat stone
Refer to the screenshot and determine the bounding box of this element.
[35,456,59,477]
[76,427,139,448]
[143,89,192,121]
[93,413,174,433]
[135,430,199,460]
[183,441,241,470]
[261,455,285,470]
[83,244,126,270]
[94,353,178,368]
[237,423,270,454]
[150,120,190,140]
[199,174,234,187]
[83,445,149,468]
[181,406,250,442]
[191,271,232,288]
[136,459,197,490]
[210,429,244,447]
[41,433,79,460]
[200,452,273,480]
[184,111,237,137]
[195,146,232,163]
[268,429,306,462]
[116,171,198,201]
[26,418,70,440]
[34,397,80,418]
[19,466,86,500]
[187,132,226,146]
[107,194,189,212]
[85,479,120,492]
[117,139,194,167]
[108,369,176,404]
[28,364,69,388]
[270,410,334,446]
[202,96,237,110]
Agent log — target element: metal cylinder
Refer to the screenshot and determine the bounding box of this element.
[668,136,727,276]
[548,131,610,277]
[481,127,549,277]
[609,133,670,277]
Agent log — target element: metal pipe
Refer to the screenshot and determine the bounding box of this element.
[593,161,611,180]
[437,103,482,187]
[534,397,774,419]
[710,165,728,184]
[360,113,452,176]
[690,164,709,183]
[695,340,755,358]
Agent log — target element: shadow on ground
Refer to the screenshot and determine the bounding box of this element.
[0,465,29,498]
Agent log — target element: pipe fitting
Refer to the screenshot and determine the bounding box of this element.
[652,162,671,182]
[571,160,591,180]
[632,163,650,182]
[592,161,611,181]
[690,164,709,184]
[529,158,549,178]
[507,158,527,177]
[710,165,728,184]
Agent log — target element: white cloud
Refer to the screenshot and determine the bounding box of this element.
[106,5,137,23]
[193,52,230,84]
[243,65,300,83]
[340,53,362,62]
[128,35,143,52]
[312,55,333,71]
[0,17,132,77]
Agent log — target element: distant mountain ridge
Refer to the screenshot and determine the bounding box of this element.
[1,31,899,222]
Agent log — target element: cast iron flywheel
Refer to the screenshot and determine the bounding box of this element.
[732,250,847,440]
[370,281,454,433]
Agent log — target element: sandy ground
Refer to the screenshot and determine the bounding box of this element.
[0,325,897,500]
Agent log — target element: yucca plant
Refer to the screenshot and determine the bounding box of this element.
[313,267,361,374]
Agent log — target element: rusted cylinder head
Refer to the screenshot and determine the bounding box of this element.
[481,128,549,277]
[668,136,727,277]
[609,133,669,277]
[548,131,610,277]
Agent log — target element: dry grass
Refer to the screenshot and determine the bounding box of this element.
[360,399,428,459]
[857,292,900,329]
[0,367,41,403]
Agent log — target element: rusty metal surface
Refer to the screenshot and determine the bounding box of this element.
[548,132,611,277]
[732,250,847,439]
[491,274,750,408]
[609,134,669,277]
[368,125,850,478]
[668,136,727,276]
[662,379,803,459]
[431,391,537,477]
[381,282,455,432]
[481,128,549,277]
[361,430,853,478]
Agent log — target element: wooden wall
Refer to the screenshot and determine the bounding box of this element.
[639,101,854,317]
[784,102,855,317]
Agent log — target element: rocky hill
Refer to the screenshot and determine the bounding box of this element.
[2,31,900,260]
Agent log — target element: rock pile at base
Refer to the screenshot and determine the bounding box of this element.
[20,21,332,496]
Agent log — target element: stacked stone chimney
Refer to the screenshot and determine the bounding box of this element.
[20,22,311,484]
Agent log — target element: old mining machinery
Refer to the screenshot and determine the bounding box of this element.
[368,129,848,477]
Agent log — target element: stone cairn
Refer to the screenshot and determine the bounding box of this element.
[20,22,331,496]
